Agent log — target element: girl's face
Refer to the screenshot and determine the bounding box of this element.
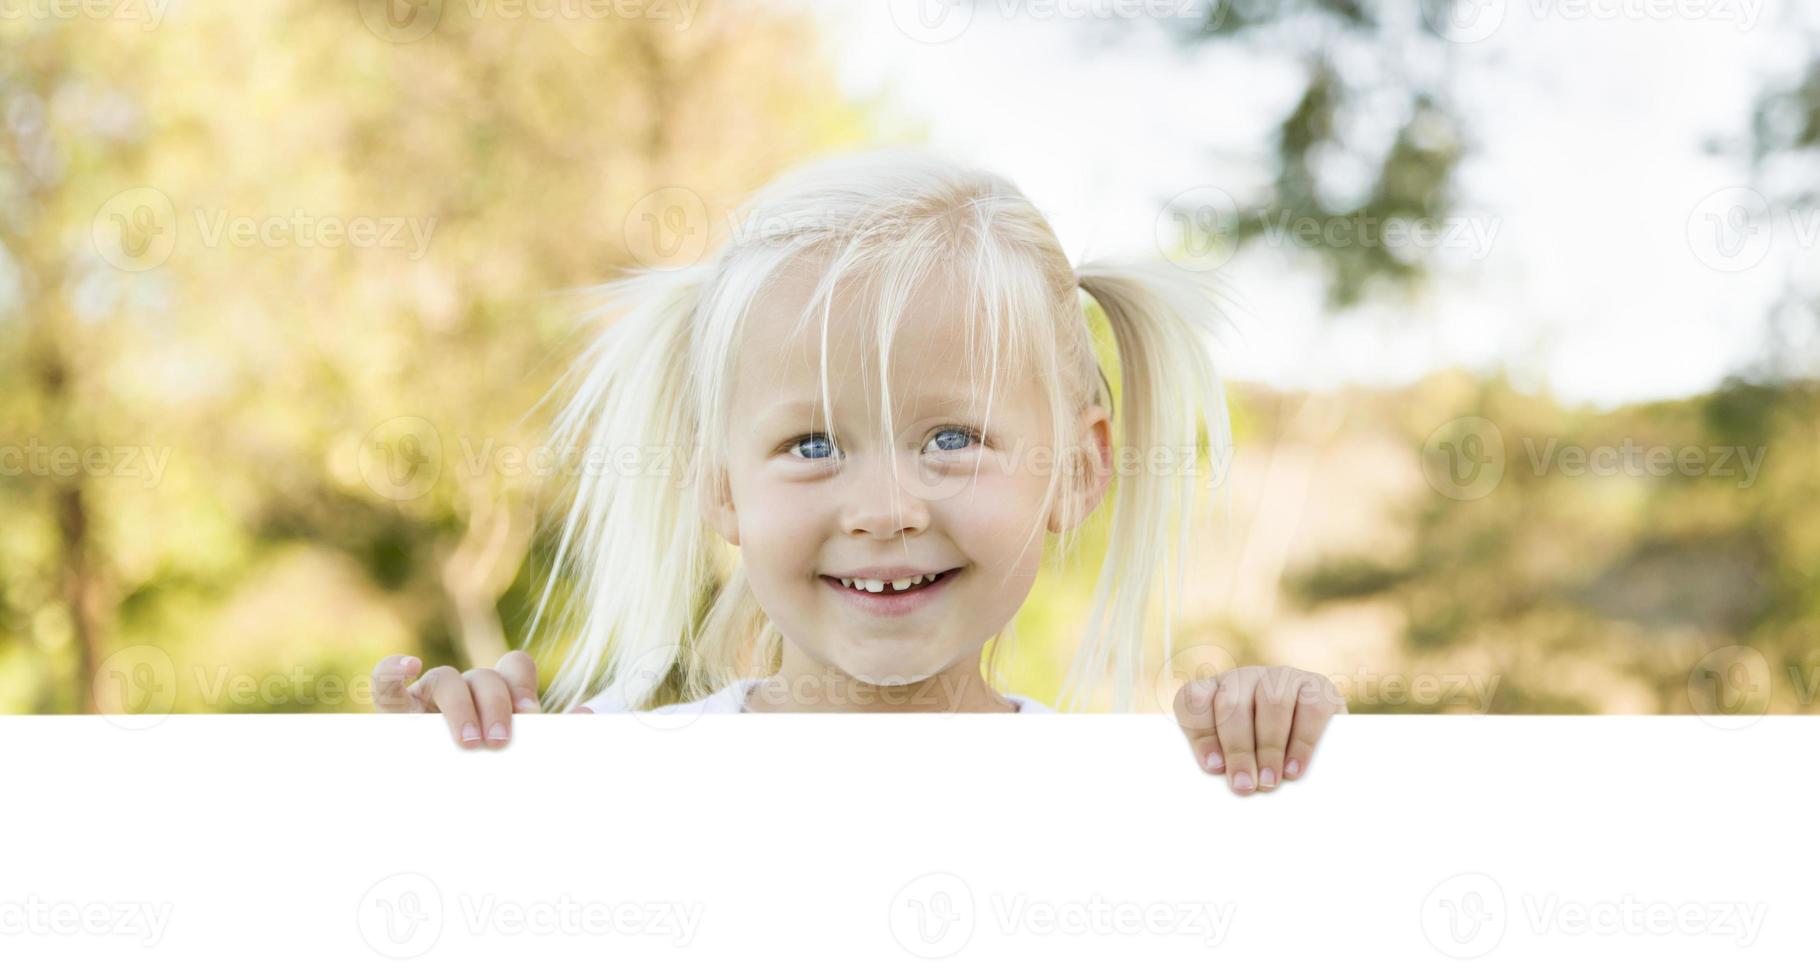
[700,266,1111,686]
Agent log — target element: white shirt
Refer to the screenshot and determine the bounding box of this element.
[580,677,1053,714]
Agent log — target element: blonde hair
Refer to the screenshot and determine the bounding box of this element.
[530,147,1230,713]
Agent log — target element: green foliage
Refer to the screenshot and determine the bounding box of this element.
[0,3,872,713]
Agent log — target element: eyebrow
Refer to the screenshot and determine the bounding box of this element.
[754,393,988,427]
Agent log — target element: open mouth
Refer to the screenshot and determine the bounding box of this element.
[818,567,962,616]
[823,569,957,596]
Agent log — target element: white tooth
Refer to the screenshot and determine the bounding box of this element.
[920,573,935,584]
[840,578,852,588]
[891,578,912,591]
[864,579,885,593]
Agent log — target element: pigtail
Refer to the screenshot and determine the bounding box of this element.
[1065,260,1232,712]
[530,262,727,714]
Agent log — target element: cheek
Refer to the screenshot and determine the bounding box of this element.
[730,473,824,580]
[940,469,1051,578]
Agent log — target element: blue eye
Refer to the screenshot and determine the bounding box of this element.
[789,433,837,460]
[925,427,979,453]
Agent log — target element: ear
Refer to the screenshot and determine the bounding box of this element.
[1047,402,1114,534]
[697,464,740,545]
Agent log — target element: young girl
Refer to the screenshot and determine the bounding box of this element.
[371,148,1344,796]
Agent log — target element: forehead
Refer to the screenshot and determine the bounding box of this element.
[734,259,1011,410]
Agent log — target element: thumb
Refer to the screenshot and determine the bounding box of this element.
[496,649,542,712]
[1173,678,1225,773]
[372,655,425,713]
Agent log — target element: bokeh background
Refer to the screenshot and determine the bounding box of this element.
[3,0,1817,718]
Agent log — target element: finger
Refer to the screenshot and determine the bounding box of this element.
[413,665,484,748]
[1253,671,1298,791]
[1212,670,1259,795]
[466,668,515,747]
[371,655,424,713]
[495,650,541,713]
[1285,676,1343,780]
[568,705,594,714]
[1173,679,1225,774]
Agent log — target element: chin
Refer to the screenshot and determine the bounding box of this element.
[826,645,953,688]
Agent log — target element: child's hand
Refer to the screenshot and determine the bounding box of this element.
[1173,666,1346,796]
[371,651,543,749]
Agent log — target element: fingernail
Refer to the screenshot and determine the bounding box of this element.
[1231,770,1254,793]
[516,697,538,712]
[460,723,481,742]
[486,723,508,742]
[1260,767,1277,788]
[1204,751,1223,772]
[402,656,420,673]
[1285,759,1301,778]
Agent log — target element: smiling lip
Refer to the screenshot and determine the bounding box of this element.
[826,566,956,580]
[820,567,960,617]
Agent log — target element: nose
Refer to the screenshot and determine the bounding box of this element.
[837,452,931,540]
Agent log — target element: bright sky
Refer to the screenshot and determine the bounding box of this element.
[800,0,1816,408]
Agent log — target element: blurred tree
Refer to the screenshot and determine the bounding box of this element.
[1151,0,1471,306]
[0,3,870,712]
[1281,376,1820,714]
[1745,39,1820,380]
